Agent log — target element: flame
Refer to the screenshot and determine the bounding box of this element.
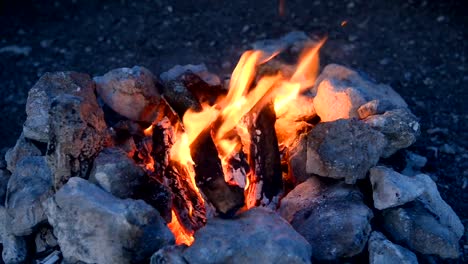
[167,209,195,246]
[145,37,325,246]
[143,124,154,137]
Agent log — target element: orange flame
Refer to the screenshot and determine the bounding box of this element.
[167,209,195,246]
[148,37,325,245]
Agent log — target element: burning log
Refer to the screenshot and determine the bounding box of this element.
[245,101,283,208]
[166,161,206,232]
[190,128,245,217]
[151,117,206,231]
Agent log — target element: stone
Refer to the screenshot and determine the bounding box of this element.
[0,169,10,204]
[150,245,187,264]
[306,118,386,183]
[382,202,461,259]
[24,72,98,142]
[161,79,201,117]
[34,226,58,254]
[4,133,42,173]
[369,166,425,210]
[46,94,107,190]
[401,151,427,176]
[94,66,163,122]
[1,234,28,264]
[313,64,407,122]
[89,147,146,199]
[5,157,53,236]
[44,177,174,264]
[160,64,221,86]
[252,31,312,56]
[364,108,420,157]
[357,99,395,119]
[368,231,418,264]
[279,178,373,260]
[288,134,310,184]
[414,174,464,239]
[183,207,312,264]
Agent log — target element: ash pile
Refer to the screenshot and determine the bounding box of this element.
[0,32,464,264]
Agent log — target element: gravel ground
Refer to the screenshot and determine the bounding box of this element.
[0,0,466,262]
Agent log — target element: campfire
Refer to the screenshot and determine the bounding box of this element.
[1,32,464,263]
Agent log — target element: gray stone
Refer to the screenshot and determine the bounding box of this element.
[369,166,425,210]
[34,226,58,254]
[402,151,427,176]
[44,177,174,264]
[357,99,395,119]
[313,64,407,122]
[89,147,145,199]
[252,31,312,55]
[46,94,107,190]
[183,207,312,264]
[0,169,10,204]
[160,64,221,86]
[306,118,386,183]
[382,202,461,259]
[2,234,28,264]
[414,174,464,239]
[24,72,98,142]
[279,178,373,260]
[150,245,187,264]
[94,66,162,122]
[368,231,418,264]
[364,108,420,157]
[5,157,53,236]
[5,133,41,173]
[288,134,310,184]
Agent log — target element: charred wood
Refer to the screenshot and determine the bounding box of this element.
[190,128,245,217]
[246,101,283,207]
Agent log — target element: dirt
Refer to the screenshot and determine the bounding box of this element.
[0,0,467,262]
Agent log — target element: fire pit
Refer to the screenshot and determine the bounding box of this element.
[0,33,464,264]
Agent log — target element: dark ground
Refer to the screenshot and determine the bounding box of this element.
[0,0,467,262]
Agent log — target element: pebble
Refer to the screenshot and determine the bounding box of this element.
[436,16,445,22]
[440,144,456,155]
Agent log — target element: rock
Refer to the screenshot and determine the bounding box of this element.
[44,177,174,264]
[24,72,98,142]
[94,66,163,122]
[313,64,407,122]
[5,133,42,173]
[357,99,395,119]
[306,118,386,183]
[2,234,28,264]
[401,151,427,176]
[183,207,312,264]
[279,178,373,260]
[364,108,420,157]
[414,174,464,239]
[89,147,145,199]
[46,94,107,190]
[252,31,312,55]
[381,173,463,258]
[150,245,187,264]
[369,166,425,210]
[160,64,221,86]
[0,169,10,204]
[288,134,310,184]
[382,202,461,259]
[34,226,58,254]
[161,79,201,117]
[368,231,418,264]
[5,157,53,236]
